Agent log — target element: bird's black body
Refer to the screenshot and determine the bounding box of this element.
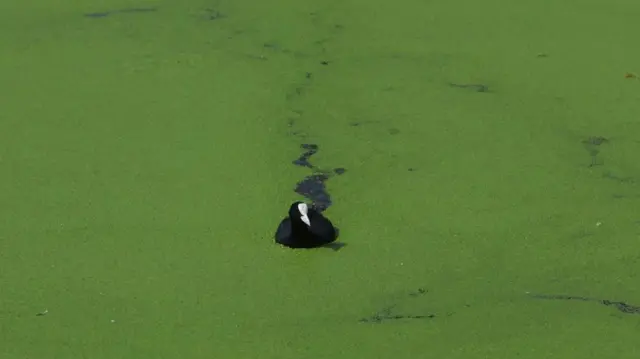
[275,202,338,249]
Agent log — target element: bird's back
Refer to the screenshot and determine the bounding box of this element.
[274,218,293,245]
[308,213,337,245]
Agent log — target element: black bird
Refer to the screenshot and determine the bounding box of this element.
[275,201,338,248]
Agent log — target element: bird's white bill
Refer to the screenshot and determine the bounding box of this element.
[297,202,311,226]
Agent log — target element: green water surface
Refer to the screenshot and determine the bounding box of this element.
[2,0,640,358]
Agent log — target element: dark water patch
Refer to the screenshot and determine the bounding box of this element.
[295,173,331,211]
[448,83,489,93]
[359,306,435,323]
[360,288,437,324]
[612,193,640,200]
[408,288,427,297]
[588,156,602,167]
[85,7,157,18]
[601,300,640,314]
[290,144,345,212]
[582,136,609,167]
[274,11,349,216]
[528,293,640,315]
[202,8,225,20]
[292,143,318,168]
[85,12,110,18]
[348,120,380,127]
[262,42,303,57]
[263,42,280,50]
[582,136,609,146]
[603,171,635,184]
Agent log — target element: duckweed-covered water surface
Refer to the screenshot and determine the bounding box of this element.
[2,0,640,358]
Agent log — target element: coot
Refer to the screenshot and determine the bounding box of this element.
[275,201,338,248]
